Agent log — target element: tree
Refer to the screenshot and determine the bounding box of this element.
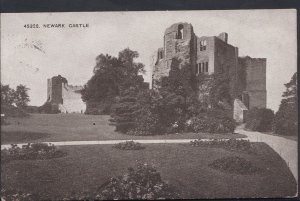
[209,72,232,109]
[160,58,197,98]
[14,85,30,108]
[81,48,147,114]
[112,87,140,133]
[1,84,16,106]
[274,72,298,135]
[245,107,275,132]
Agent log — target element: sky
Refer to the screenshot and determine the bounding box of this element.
[1,10,297,112]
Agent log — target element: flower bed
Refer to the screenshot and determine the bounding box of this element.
[97,163,180,199]
[1,188,38,201]
[209,156,260,175]
[113,141,145,150]
[1,143,66,163]
[190,139,255,154]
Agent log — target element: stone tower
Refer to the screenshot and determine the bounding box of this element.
[152,22,197,89]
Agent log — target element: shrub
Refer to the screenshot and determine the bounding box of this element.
[1,188,38,201]
[190,139,255,154]
[96,163,180,199]
[85,100,114,115]
[209,156,260,175]
[127,108,161,136]
[188,109,236,133]
[274,101,298,136]
[274,72,297,136]
[1,104,28,117]
[113,141,145,150]
[38,102,60,114]
[1,143,66,163]
[245,107,275,132]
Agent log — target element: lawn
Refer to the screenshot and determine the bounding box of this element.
[1,143,296,199]
[1,113,246,144]
[262,131,298,141]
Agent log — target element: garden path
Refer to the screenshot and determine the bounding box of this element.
[1,125,297,183]
[235,124,298,183]
[0,138,226,149]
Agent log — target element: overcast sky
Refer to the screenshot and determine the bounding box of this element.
[1,10,296,111]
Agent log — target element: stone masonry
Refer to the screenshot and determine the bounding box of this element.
[152,22,267,122]
[47,75,86,113]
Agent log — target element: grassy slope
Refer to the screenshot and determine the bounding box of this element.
[261,131,298,141]
[1,143,296,199]
[1,114,246,144]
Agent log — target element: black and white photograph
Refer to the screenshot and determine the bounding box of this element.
[0,9,298,200]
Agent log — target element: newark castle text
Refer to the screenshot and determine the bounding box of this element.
[151,22,267,122]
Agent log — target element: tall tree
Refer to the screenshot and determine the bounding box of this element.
[14,85,30,108]
[1,84,16,106]
[274,72,298,135]
[81,48,147,109]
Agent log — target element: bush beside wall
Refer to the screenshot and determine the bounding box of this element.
[245,107,274,132]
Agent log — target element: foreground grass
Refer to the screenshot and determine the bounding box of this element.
[1,143,296,199]
[1,114,246,144]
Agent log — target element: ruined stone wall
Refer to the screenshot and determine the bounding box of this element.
[46,75,86,113]
[196,36,215,74]
[47,78,52,101]
[238,57,267,109]
[62,83,86,113]
[233,99,248,123]
[152,22,196,89]
[47,75,67,104]
[152,22,267,120]
[164,22,195,63]
[214,37,239,100]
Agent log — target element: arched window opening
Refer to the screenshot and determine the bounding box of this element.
[200,40,207,51]
[177,24,184,39]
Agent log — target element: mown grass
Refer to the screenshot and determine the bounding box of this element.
[1,143,296,199]
[261,131,298,141]
[1,113,246,144]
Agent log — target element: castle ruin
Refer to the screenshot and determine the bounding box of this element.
[46,75,86,113]
[152,22,267,122]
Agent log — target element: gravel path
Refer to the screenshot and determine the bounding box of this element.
[0,138,228,149]
[235,125,298,183]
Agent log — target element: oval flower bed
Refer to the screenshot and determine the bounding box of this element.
[113,141,145,150]
[209,156,260,175]
[190,139,256,154]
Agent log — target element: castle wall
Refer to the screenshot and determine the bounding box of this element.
[46,75,86,113]
[214,37,239,99]
[47,78,52,101]
[196,36,215,74]
[152,23,267,120]
[233,99,248,123]
[62,83,86,113]
[47,75,66,104]
[152,22,196,89]
[238,57,267,109]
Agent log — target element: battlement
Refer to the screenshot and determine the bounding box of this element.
[63,83,84,92]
